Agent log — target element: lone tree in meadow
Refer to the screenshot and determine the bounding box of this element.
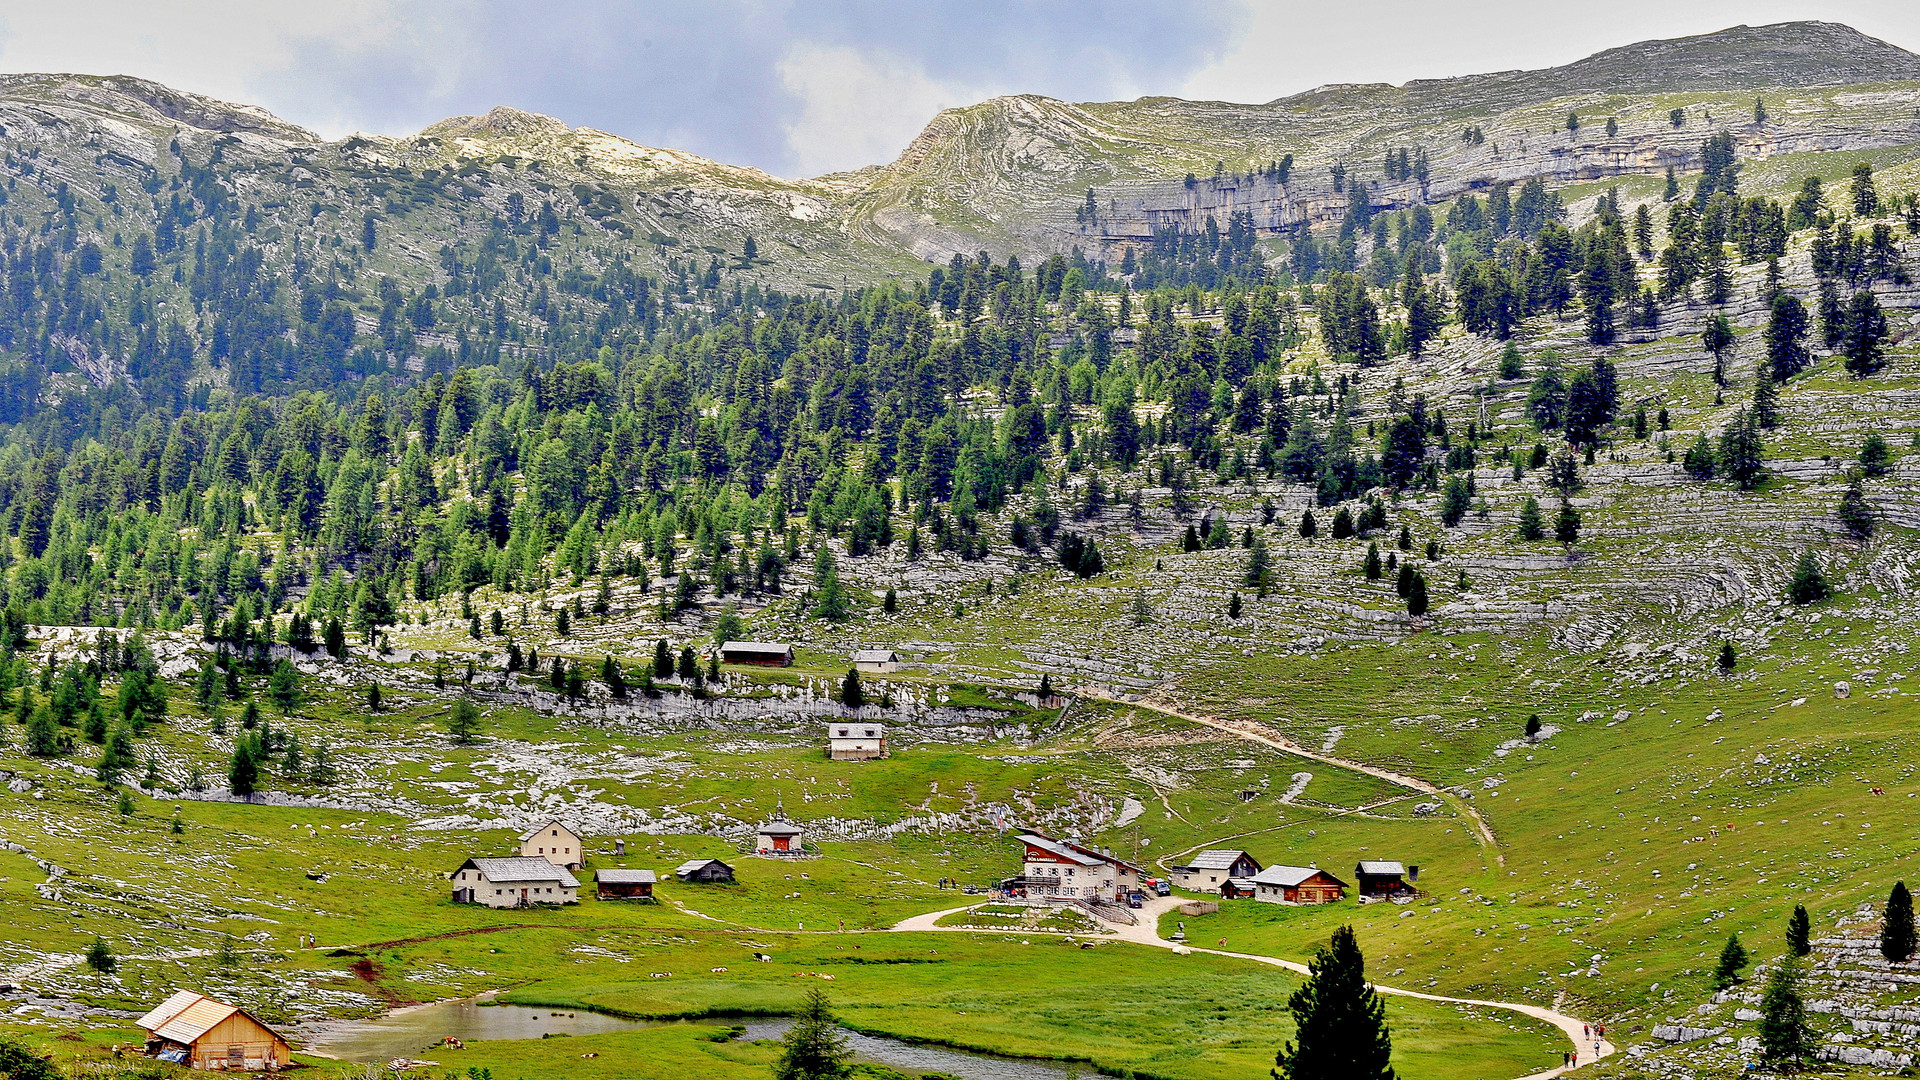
[773,987,852,1080]
[1273,925,1395,1080]
[1786,904,1812,957]
[1881,881,1916,962]
[445,697,482,745]
[1712,932,1750,989]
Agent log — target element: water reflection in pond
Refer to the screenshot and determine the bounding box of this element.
[307,1002,1074,1080]
[305,1001,649,1063]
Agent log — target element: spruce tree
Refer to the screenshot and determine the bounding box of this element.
[1405,572,1428,618]
[1881,881,1916,962]
[1838,481,1875,541]
[1228,592,1243,619]
[1516,497,1545,541]
[1787,550,1831,605]
[773,988,852,1080]
[228,741,258,797]
[1859,431,1892,476]
[1751,366,1778,429]
[1273,925,1395,1080]
[1712,933,1749,988]
[654,639,673,679]
[1364,543,1383,580]
[1299,510,1317,538]
[1786,904,1812,957]
[1554,499,1581,545]
[1717,408,1765,490]
[1759,956,1812,1067]
[1717,641,1736,671]
[839,669,864,709]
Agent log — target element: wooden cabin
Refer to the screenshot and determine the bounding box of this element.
[595,868,656,899]
[720,641,794,666]
[1170,849,1263,891]
[518,819,583,869]
[851,649,900,673]
[450,857,580,907]
[1250,865,1348,905]
[137,990,290,1071]
[1355,860,1417,899]
[1220,878,1258,900]
[674,858,735,883]
[827,722,887,760]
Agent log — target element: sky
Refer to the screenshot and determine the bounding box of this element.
[1,1,1917,178]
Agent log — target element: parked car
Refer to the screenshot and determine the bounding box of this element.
[1126,892,1145,909]
[1152,880,1171,897]
[961,884,980,895]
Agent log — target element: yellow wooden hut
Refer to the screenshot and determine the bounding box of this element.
[137,990,291,1070]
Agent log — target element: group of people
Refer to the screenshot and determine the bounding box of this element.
[1561,1023,1606,1069]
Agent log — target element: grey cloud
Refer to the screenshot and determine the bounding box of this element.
[250,0,1242,175]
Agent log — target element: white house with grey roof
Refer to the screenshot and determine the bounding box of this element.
[451,857,580,907]
[827,721,887,760]
[1170,849,1263,891]
[850,648,900,673]
[518,819,583,869]
[1012,831,1144,903]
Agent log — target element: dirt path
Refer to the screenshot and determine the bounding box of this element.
[1080,689,1503,864]
[891,898,1612,1080]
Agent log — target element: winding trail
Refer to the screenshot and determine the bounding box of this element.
[1079,689,1503,864]
[893,897,1613,1080]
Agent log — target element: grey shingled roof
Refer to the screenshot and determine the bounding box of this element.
[1252,865,1349,888]
[675,858,732,877]
[459,857,581,887]
[595,869,657,884]
[1356,860,1406,876]
[1183,849,1252,871]
[518,819,576,843]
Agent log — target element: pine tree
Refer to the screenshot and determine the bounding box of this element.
[1363,542,1383,580]
[654,639,673,679]
[1717,641,1737,671]
[1751,365,1778,429]
[1228,592,1243,618]
[1788,549,1831,605]
[1759,956,1813,1067]
[1838,481,1876,540]
[1881,881,1916,961]
[1516,497,1545,541]
[1554,499,1581,545]
[602,656,627,699]
[1786,904,1812,957]
[839,669,864,709]
[1843,290,1889,377]
[1712,933,1750,988]
[1718,408,1765,490]
[1766,293,1811,381]
[772,988,852,1080]
[1405,572,1428,618]
[228,741,258,797]
[1130,588,1154,626]
[1298,510,1317,538]
[883,588,897,614]
[1859,431,1892,476]
[1273,925,1395,1080]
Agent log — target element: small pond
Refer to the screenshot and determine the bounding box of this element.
[307,1001,1073,1080]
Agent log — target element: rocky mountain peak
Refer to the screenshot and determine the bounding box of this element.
[419,105,574,141]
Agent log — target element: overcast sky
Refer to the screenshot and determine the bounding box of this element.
[2,1,1917,178]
